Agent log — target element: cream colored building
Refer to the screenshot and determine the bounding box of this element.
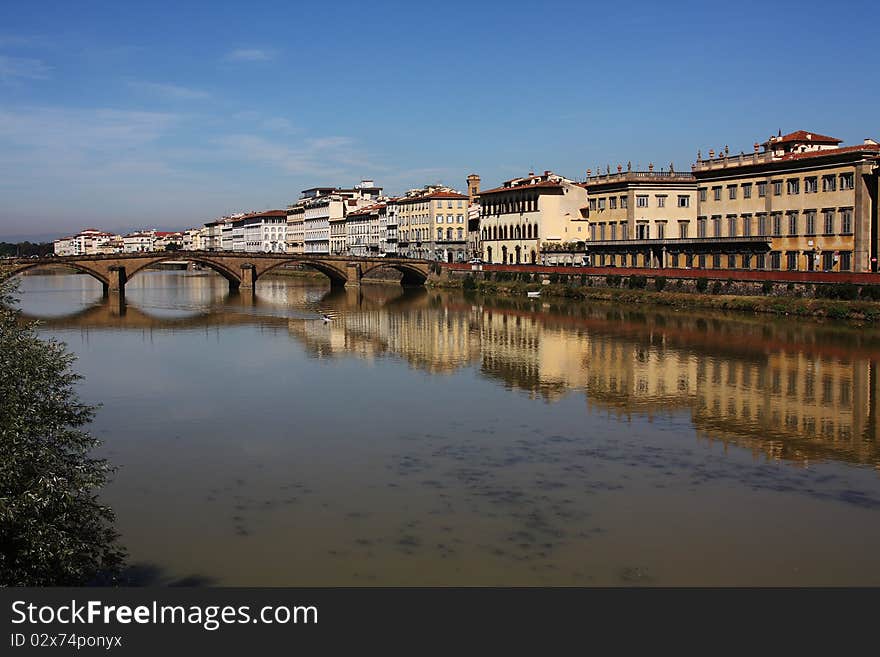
[285,204,305,254]
[478,171,588,265]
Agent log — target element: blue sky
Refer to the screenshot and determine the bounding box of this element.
[1,0,877,239]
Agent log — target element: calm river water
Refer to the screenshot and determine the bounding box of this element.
[14,268,880,585]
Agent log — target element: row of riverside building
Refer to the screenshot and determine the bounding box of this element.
[54,129,880,273]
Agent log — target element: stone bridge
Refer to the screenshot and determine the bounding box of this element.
[2,251,433,293]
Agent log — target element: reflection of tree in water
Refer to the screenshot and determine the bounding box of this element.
[0,276,125,585]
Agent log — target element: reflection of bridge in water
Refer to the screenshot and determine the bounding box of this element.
[22,279,880,470]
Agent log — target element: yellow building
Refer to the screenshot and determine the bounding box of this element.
[692,131,880,272]
[479,171,589,265]
[395,186,470,262]
[581,166,700,267]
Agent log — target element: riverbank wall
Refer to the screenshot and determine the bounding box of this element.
[431,264,880,321]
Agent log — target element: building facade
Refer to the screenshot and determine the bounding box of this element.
[396,186,469,261]
[692,131,880,273]
[479,171,588,265]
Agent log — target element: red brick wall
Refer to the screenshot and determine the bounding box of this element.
[442,262,880,285]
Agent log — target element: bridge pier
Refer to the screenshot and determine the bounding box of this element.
[240,264,257,290]
[344,263,362,288]
[107,266,127,296]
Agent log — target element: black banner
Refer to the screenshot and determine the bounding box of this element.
[1,588,876,654]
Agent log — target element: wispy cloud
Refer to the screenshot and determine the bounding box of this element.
[214,133,379,178]
[225,48,273,62]
[126,80,210,100]
[0,55,51,82]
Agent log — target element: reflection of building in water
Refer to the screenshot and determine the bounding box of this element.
[580,326,878,467]
[479,309,593,400]
[286,302,480,373]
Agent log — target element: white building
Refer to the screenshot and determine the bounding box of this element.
[123,231,156,253]
[241,210,287,253]
[54,228,119,256]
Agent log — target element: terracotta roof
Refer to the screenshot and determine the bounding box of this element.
[779,143,880,161]
[396,191,468,204]
[243,210,287,219]
[478,180,563,195]
[773,130,841,145]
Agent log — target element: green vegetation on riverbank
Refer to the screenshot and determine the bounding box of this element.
[432,274,880,322]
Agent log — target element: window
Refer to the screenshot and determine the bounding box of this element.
[457,200,463,208]
[712,254,721,268]
[637,195,648,208]
[713,186,722,201]
[788,212,798,236]
[822,175,836,192]
[447,215,454,223]
[840,208,853,234]
[698,254,706,268]
[447,200,453,208]
[756,253,766,269]
[840,173,854,190]
[773,181,782,196]
[620,196,628,209]
[772,213,782,237]
[742,183,752,199]
[822,252,834,270]
[823,209,835,235]
[728,254,737,268]
[437,215,443,223]
[787,179,800,195]
[840,251,852,271]
[590,225,596,241]
[758,182,767,197]
[758,214,768,236]
[699,188,707,202]
[728,185,737,200]
[805,177,817,193]
[679,222,689,238]
[728,215,737,237]
[636,223,649,239]
[437,228,443,240]
[599,224,606,240]
[770,252,781,270]
[678,195,690,208]
[609,197,617,209]
[709,215,720,237]
[621,223,628,239]
[610,223,617,240]
[657,195,666,207]
[743,253,752,269]
[786,252,798,270]
[698,217,708,238]
[457,214,464,223]
[656,223,665,239]
[598,198,606,210]
[436,201,443,208]
[805,210,816,235]
[742,215,751,236]
[589,198,597,211]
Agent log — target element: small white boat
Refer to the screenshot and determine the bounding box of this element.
[321,314,333,322]
[527,291,541,298]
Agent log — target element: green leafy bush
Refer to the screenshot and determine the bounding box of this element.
[654,276,666,292]
[695,277,709,293]
[0,276,125,585]
[627,275,647,289]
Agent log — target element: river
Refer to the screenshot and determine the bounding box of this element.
[13,268,880,585]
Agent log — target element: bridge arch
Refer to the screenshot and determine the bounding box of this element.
[124,255,242,287]
[259,259,348,286]
[1,261,110,287]
[359,261,429,286]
